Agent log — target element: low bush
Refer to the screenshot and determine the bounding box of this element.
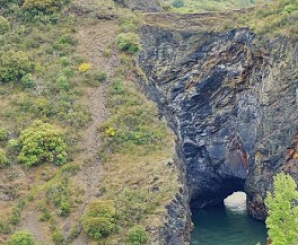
[82,200,115,240]
[0,50,33,83]
[17,120,68,167]
[0,126,8,141]
[128,226,148,245]
[57,75,70,91]
[22,0,69,13]
[78,63,92,73]
[20,73,36,89]
[52,230,64,244]
[0,148,9,167]
[172,0,184,8]
[45,178,71,216]
[0,16,10,35]
[9,230,35,245]
[86,70,107,83]
[116,33,141,54]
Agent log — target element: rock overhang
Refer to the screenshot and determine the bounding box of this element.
[139,23,298,220]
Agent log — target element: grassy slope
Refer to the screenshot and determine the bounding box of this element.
[0,1,179,244]
[164,0,264,12]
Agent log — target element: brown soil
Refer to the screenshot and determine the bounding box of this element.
[70,20,119,245]
[18,20,119,245]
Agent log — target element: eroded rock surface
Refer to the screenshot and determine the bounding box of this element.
[139,21,298,220]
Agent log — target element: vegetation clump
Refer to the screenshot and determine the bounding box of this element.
[172,0,185,8]
[22,0,69,13]
[0,126,8,141]
[8,230,35,245]
[0,50,33,83]
[0,16,10,35]
[82,200,115,240]
[116,33,141,54]
[45,178,71,217]
[78,62,92,73]
[127,225,148,245]
[265,172,298,245]
[20,74,36,89]
[16,120,68,167]
[0,148,9,167]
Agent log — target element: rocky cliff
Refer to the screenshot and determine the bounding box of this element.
[139,13,298,221]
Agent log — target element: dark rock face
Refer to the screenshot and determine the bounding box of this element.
[114,0,162,11]
[139,24,298,224]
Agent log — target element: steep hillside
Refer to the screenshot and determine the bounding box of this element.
[2,0,298,244]
[0,1,187,244]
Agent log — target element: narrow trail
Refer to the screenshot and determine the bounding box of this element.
[70,20,119,244]
[18,20,119,245]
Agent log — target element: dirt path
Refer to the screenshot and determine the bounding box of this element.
[70,20,119,245]
[18,20,119,245]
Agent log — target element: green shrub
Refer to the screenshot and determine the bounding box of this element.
[82,217,114,240]
[116,33,141,54]
[265,172,298,245]
[128,226,148,245]
[9,201,26,225]
[22,0,69,13]
[52,230,64,244]
[45,178,71,216]
[0,16,10,35]
[172,0,184,8]
[9,230,35,245]
[62,67,74,77]
[0,148,9,167]
[20,74,36,89]
[0,50,32,83]
[57,75,70,91]
[58,201,71,216]
[86,70,107,83]
[17,120,68,167]
[0,219,11,234]
[60,57,70,67]
[8,139,20,151]
[0,0,22,8]
[0,126,8,141]
[82,200,115,240]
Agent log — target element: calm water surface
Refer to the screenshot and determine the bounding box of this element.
[191,193,267,245]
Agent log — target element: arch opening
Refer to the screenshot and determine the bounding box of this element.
[224,191,247,212]
[190,191,267,245]
[189,175,246,210]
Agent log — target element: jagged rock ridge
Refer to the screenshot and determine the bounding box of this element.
[139,22,298,220]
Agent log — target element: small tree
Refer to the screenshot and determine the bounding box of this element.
[265,172,298,245]
[17,120,68,167]
[0,50,32,83]
[82,200,115,240]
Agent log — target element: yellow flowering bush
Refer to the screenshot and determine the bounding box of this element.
[78,63,92,73]
[105,126,115,137]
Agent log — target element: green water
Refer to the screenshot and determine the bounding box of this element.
[191,204,267,245]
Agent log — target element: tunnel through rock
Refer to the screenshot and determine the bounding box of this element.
[139,23,298,222]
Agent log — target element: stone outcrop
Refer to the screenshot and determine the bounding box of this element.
[139,16,298,224]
